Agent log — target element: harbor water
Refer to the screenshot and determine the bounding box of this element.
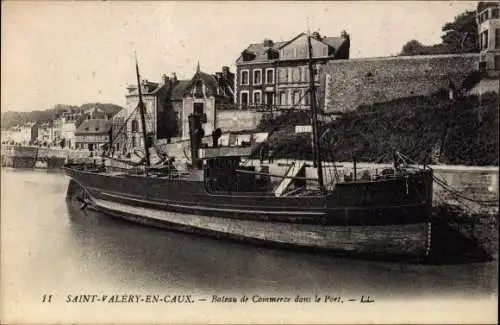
[1,168,497,323]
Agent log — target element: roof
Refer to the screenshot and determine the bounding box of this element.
[196,71,220,94]
[322,37,347,50]
[236,32,348,64]
[171,80,190,100]
[75,119,111,135]
[81,104,123,117]
[478,1,498,13]
[126,81,164,96]
[237,41,286,63]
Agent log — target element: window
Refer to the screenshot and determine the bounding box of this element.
[291,67,301,82]
[496,29,500,49]
[131,136,136,147]
[292,90,301,106]
[493,8,499,18]
[484,30,489,49]
[495,55,500,70]
[194,80,203,97]
[131,119,139,132]
[278,68,288,83]
[253,69,262,85]
[297,47,307,58]
[253,90,262,105]
[194,103,204,115]
[279,91,287,106]
[265,68,274,84]
[301,66,309,82]
[482,10,489,22]
[240,70,249,85]
[240,91,249,108]
[304,90,310,106]
[265,92,274,105]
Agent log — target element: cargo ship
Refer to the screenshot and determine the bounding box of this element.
[64,35,434,260]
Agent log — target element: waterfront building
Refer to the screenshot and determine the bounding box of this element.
[37,122,55,145]
[235,31,350,110]
[477,1,500,77]
[122,75,176,145]
[113,65,234,153]
[81,105,120,121]
[178,64,235,139]
[3,123,34,144]
[74,119,112,151]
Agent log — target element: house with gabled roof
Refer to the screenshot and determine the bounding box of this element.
[112,65,235,153]
[235,31,350,110]
[177,64,235,139]
[74,119,112,151]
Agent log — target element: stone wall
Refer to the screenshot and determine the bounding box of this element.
[216,110,263,132]
[321,53,480,113]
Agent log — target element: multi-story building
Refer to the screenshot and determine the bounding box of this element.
[113,65,235,153]
[37,122,55,145]
[477,1,500,77]
[5,123,34,144]
[178,64,235,138]
[74,119,112,151]
[121,75,175,149]
[235,31,350,110]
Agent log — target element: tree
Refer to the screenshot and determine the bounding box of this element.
[400,9,479,56]
[441,10,479,53]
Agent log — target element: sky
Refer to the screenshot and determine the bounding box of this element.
[1,1,477,113]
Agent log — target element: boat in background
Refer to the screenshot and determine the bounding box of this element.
[64,35,434,261]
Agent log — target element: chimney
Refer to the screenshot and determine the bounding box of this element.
[171,72,178,86]
[161,73,169,85]
[341,30,350,40]
[222,66,230,79]
[263,39,274,47]
[312,32,321,40]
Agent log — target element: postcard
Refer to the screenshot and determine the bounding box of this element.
[1,1,498,324]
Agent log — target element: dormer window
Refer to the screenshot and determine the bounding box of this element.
[194,80,203,98]
[242,50,256,62]
[267,49,279,60]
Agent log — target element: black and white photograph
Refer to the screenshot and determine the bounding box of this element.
[1,1,498,324]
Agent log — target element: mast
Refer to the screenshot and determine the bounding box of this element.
[307,33,325,192]
[135,54,151,167]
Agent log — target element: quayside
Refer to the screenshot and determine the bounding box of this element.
[64,38,434,260]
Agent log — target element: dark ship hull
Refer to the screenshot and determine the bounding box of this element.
[64,165,434,260]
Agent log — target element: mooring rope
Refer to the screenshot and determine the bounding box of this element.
[397,152,498,206]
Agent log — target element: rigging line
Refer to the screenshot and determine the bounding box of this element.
[398,152,497,205]
[432,175,499,204]
[109,105,139,148]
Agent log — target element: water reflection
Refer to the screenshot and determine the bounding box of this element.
[66,199,497,298]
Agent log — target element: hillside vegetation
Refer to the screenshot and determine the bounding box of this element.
[257,91,499,166]
[1,103,124,129]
